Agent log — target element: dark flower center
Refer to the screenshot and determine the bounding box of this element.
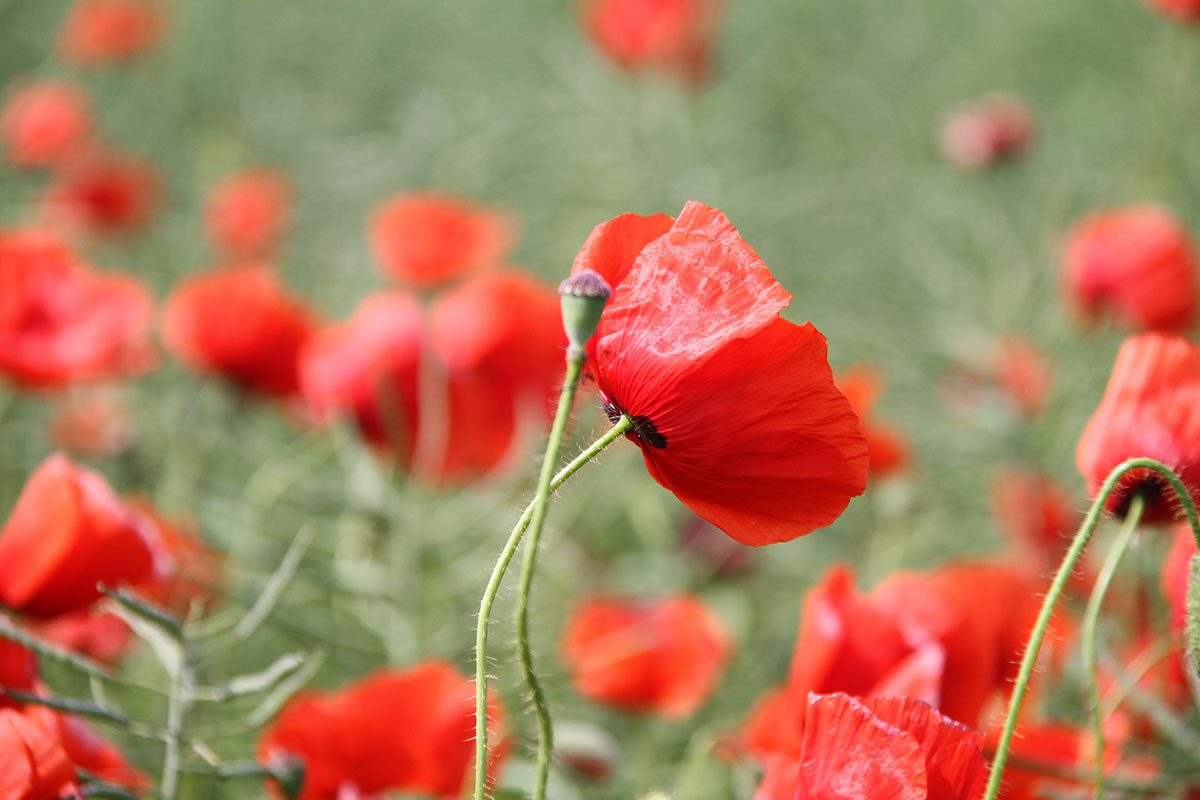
[603,400,666,449]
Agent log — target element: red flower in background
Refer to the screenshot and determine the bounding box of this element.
[561,594,729,718]
[581,0,720,80]
[369,193,512,287]
[1148,0,1200,21]
[756,693,986,800]
[939,93,1034,171]
[43,149,161,237]
[1076,333,1200,523]
[992,334,1052,418]
[56,713,148,790]
[1162,524,1196,632]
[991,469,1081,575]
[0,228,155,389]
[302,271,562,484]
[1063,206,1198,333]
[0,705,76,800]
[162,263,317,399]
[59,0,167,65]
[0,640,38,700]
[574,203,868,546]
[742,563,1072,768]
[258,661,507,800]
[204,169,291,260]
[0,80,92,169]
[837,366,911,479]
[49,387,135,457]
[0,455,158,618]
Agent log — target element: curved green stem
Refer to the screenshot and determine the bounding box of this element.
[1082,492,1144,800]
[472,412,633,800]
[983,457,1200,800]
[514,355,585,800]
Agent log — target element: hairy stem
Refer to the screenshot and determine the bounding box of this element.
[472,412,632,800]
[983,457,1200,800]
[1082,492,1144,799]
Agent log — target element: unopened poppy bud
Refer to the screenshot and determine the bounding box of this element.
[559,268,612,358]
[266,754,306,800]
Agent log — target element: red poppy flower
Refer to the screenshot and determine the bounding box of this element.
[204,169,291,260]
[581,0,721,81]
[991,469,1081,574]
[302,271,563,484]
[1076,333,1200,523]
[741,566,946,760]
[59,0,167,65]
[1162,523,1196,632]
[573,203,868,546]
[0,640,37,701]
[43,149,161,237]
[0,80,92,169]
[939,93,1034,171]
[258,661,507,800]
[1148,0,1200,21]
[992,334,1052,418]
[561,594,730,718]
[369,193,512,287]
[162,263,317,399]
[34,610,133,665]
[0,705,76,800]
[837,366,911,479]
[0,228,155,389]
[133,500,222,615]
[0,454,158,618]
[1063,206,1198,333]
[755,693,986,800]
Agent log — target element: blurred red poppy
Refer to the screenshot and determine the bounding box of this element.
[303,271,562,484]
[756,693,987,800]
[1148,0,1200,21]
[204,169,291,260]
[133,500,222,616]
[574,203,868,546]
[56,713,148,790]
[0,705,76,800]
[743,563,1072,765]
[258,661,507,800]
[369,193,512,287]
[0,640,38,701]
[0,228,155,389]
[991,469,1081,575]
[1162,523,1196,633]
[59,0,167,65]
[0,80,91,169]
[1076,333,1200,523]
[837,365,911,479]
[992,334,1052,418]
[34,610,132,665]
[162,263,317,399]
[0,454,158,618]
[1063,206,1198,333]
[43,149,161,237]
[561,594,729,718]
[581,0,720,81]
[939,93,1034,171]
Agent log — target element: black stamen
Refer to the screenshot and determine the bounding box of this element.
[603,400,666,449]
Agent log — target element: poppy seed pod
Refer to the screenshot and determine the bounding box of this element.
[559,268,612,357]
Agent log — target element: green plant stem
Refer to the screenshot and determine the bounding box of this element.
[161,665,186,800]
[1082,492,1144,799]
[983,457,1200,800]
[514,355,585,800]
[473,412,633,800]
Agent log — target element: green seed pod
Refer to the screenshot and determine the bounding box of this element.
[559,268,612,358]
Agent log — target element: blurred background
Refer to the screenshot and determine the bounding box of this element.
[3,0,1200,796]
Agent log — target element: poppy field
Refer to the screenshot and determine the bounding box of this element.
[5,0,1200,798]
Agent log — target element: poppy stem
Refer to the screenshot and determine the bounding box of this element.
[473,407,633,800]
[982,457,1200,800]
[514,353,585,800]
[1081,492,1144,800]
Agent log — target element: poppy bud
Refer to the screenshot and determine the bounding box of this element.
[559,268,611,358]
